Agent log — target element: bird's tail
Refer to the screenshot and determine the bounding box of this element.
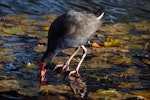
[94,7,105,20]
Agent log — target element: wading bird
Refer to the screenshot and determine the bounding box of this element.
[40,7,104,82]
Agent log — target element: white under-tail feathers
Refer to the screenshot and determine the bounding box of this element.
[97,12,104,20]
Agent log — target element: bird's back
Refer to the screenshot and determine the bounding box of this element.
[48,9,104,49]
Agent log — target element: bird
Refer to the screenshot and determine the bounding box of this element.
[40,7,104,82]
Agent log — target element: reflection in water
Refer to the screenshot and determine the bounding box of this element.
[0,0,149,99]
[66,75,87,98]
[0,0,149,22]
[40,66,87,98]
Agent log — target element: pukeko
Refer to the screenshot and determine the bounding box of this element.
[40,7,104,82]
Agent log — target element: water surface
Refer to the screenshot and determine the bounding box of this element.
[0,0,150,100]
[0,0,150,22]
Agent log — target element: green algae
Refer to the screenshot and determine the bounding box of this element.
[129,21,150,31]
[33,44,46,52]
[2,27,25,35]
[99,23,131,35]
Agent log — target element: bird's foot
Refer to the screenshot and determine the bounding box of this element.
[53,63,64,71]
[69,70,80,76]
[62,64,70,71]
[53,63,69,72]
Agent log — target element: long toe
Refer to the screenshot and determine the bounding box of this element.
[53,63,70,72]
[69,70,80,76]
[53,63,64,71]
[62,64,70,71]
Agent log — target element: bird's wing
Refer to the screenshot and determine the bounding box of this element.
[63,10,85,37]
[48,13,67,40]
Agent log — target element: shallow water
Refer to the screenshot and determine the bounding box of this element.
[0,0,150,100]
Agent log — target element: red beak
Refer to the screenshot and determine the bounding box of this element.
[40,62,47,82]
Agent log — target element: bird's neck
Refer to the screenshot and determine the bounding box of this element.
[41,48,59,65]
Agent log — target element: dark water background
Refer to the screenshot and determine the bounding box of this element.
[0,0,150,22]
[0,0,150,99]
